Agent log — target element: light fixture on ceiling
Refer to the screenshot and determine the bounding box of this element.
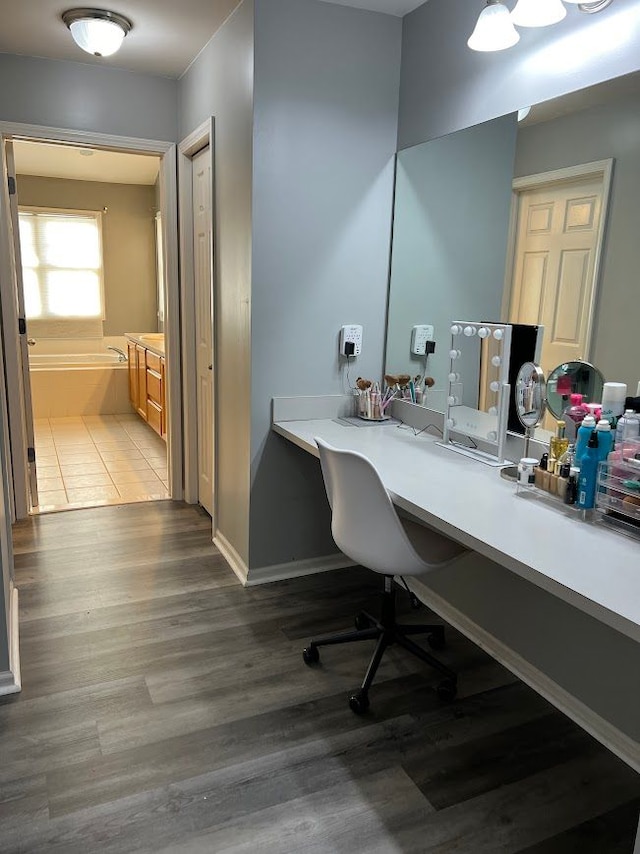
[468,0,614,52]
[511,0,567,27]
[62,8,132,58]
[467,0,520,52]
[517,106,532,121]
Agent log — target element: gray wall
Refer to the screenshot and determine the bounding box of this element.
[398,0,640,149]
[0,53,177,142]
[17,175,158,336]
[179,0,254,565]
[249,0,402,570]
[386,114,517,401]
[515,92,640,394]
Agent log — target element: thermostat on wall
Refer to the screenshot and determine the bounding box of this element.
[339,324,363,356]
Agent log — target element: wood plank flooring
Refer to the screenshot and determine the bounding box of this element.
[1,500,638,852]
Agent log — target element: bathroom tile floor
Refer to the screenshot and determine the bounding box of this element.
[33,414,169,513]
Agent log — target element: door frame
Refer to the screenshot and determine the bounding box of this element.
[501,158,614,363]
[0,121,183,517]
[178,119,217,527]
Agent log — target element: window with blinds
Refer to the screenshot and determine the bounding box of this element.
[18,208,105,320]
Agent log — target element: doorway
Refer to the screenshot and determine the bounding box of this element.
[13,141,170,513]
[0,124,183,521]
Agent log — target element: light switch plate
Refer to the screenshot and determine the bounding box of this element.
[411,324,434,355]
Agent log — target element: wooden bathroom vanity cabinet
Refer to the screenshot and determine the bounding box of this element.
[126,334,166,440]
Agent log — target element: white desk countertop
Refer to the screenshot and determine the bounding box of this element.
[273,418,640,644]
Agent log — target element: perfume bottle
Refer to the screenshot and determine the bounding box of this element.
[549,421,569,463]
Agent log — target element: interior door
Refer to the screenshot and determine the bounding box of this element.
[508,175,605,377]
[0,135,37,516]
[192,146,214,516]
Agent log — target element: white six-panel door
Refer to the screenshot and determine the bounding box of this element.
[509,175,605,376]
[192,146,214,515]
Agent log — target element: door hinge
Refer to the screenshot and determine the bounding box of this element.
[7,176,16,196]
[18,317,26,335]
[27,446,36,464]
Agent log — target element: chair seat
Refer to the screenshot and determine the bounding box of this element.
[399,517,467,568]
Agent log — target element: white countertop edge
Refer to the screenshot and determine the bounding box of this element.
[273,419,640,643]
[125,333,165,358]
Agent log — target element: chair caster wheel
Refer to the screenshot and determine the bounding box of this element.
[303,645,319,665]
[436,678,457,702]
[349,690,370,715]
[355,612,371,631]
[427,630,446,651]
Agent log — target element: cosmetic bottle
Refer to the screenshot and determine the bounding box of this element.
[559,443,575,465]
[615,410,640,446]
[575,415,596,465]
[557,461,571,501]
[601,382,627,424]
[577,431,600,510]
[517,458,538,488]
[547,454,558,494]
[564,470,578,505]
[549,421,569,463]
[595,419,613,462]
[535,453,549,490]
[585,403,602,422]
[562,394,588,441]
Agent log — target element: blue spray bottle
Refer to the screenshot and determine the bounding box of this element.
[577,431,600,510]
[575,415,596,466]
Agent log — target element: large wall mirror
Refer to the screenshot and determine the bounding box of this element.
[385,69,640,430]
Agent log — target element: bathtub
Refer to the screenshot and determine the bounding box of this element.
[29,351,132,418]
[29,352,126,368]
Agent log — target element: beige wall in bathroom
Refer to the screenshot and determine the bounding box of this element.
[16,175,158,336]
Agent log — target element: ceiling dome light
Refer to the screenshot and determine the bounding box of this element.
[62,8,132,57]
[517,106,531,121]
[511,0,567,27]
[468,0,520,52]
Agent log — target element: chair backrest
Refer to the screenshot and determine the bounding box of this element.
[315,437,437,576]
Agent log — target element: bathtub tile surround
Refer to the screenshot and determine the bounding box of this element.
[33,415,169,512]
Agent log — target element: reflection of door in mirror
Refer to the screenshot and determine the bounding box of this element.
[506,168,609,378]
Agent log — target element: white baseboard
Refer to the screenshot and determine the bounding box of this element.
[245,553,355,587]
[213,530,249,586]
[407,576,640,773]
[0,585,21,696]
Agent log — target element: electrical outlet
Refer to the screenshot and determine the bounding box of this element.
[411,324,434,355]
[339,324,363,356]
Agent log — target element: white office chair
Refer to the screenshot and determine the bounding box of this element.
[303,438,467,714]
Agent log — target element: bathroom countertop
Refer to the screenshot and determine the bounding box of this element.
[125,333,165,357]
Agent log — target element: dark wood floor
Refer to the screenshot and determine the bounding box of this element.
[1,500,638,853]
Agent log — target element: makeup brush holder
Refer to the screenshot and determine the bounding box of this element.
[356,388,389,420]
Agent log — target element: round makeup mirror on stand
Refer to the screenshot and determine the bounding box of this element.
[501,362,546,481]
[515,362,547,456]
[546,360,605,420]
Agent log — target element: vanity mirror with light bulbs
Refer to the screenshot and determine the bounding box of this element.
[384,68,640,442]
